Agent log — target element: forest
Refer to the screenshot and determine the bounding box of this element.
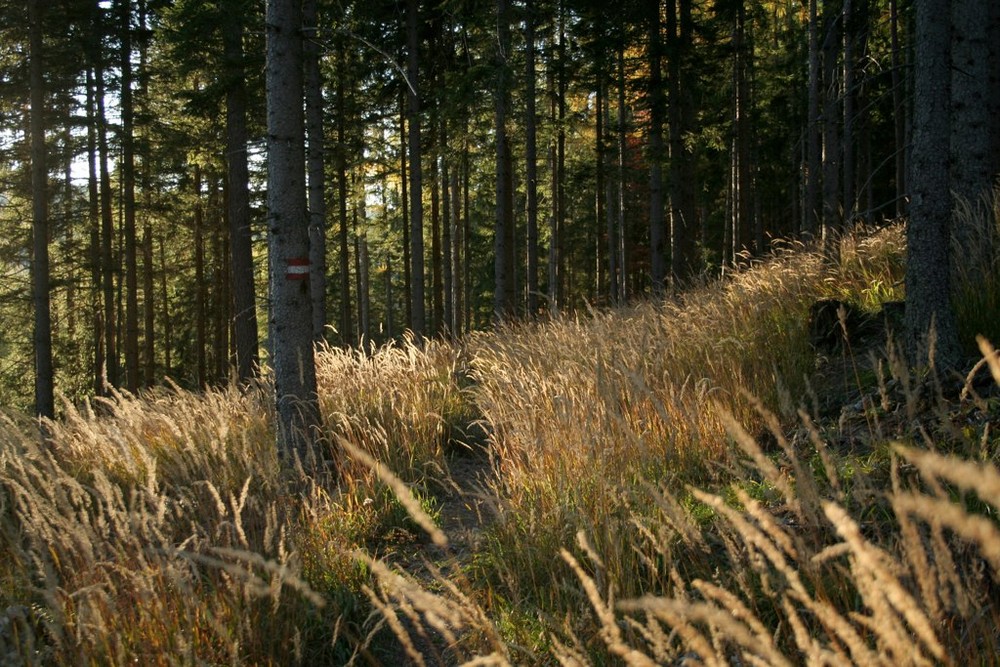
[3,0,1000,663]
[7,0,992,413]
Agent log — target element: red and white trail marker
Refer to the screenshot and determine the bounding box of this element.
[285,257,311,280]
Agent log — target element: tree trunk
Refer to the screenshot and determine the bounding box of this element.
[385,253,394,339]
[86,1,118,392]
[602,75,618,304]
[194,165,207,387]
[407,0,426,338]
[596,66,611,302]
[430,122,443,331]
[890,0,906,217]
[399,94,412,332]
[525,0,540,316]
[951,0,1000,257]
[29,0,53,419]
[732,0,755,258]
[86,66,103,397]
[842,0,856,224]
[118,0,139,393]
[805,0,821,237]
[266,0,320,459]
[494,0,515,320]
[556,4,567,307]
[223,2,259,382]
[450,161,461,336]
[648,0,667,293]
[906,0,961,370]
[441,121,453,335]
[138,0,155,387]
[464,143,472,331]
[669,0,697,280]
[337,43,352,345]
[158,236,172,376]
[360,234,371,341]
[821,0,842,256]
[303,0,327,343]
[211,179,229,383]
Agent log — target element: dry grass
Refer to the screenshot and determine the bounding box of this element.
[0,337,472,664]
[5,220,1000,664]
[364,222,1000,664]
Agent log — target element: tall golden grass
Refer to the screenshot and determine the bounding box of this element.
[366,222,1000,664]
[4,219,1000,664]
[0,338,470,664]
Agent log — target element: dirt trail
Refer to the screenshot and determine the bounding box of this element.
[370,434,501,665]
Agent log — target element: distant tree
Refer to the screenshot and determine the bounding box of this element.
[406,0,426,337]
[117,0,140,392]
[28,0,53,419]
[805,0,821,237]
[303,0,327,343]
[266,0,321,459]
[493,0,516,319]
[647,0,667,293]
[905,0,961,370]
[222,0,260,383]
[525,0,541,315]
[667,0,697,281]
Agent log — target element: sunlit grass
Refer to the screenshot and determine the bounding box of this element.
[5,218,1000,664]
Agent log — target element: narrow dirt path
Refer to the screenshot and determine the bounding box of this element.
[370,431,501,665]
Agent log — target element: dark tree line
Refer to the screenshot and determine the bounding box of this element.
[2,0,999,432]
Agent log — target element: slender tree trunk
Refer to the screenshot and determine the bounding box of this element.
[842,0,856,224]
[337,44,352,345]
[525,0,540,315]
[821,0,842,256]
[450,161,461,336]
[399,94,412,331]
[648,0,667,293]
[407,0,426,337]
[211,179,228,382]
[668,0,697,281]
[97,53,118,391]
[602,76,618,304]
[360,234,370,341]
[806,0,821,237]
[266,0,320,459]
[385,254,394,339]
[118,0,139,393]
[463,142,472,331]
[86,66,104,397]
[906,0,960,369]
[303,0,327,343]
[441,121,453,335]
[29,0,53,419]
[223,3,259,381]
[596,67,611,302]
[732,1,755,257]
[138,0,155,387]
[494,0,515,320]
[194,165,207,387]
[890,0,906,217]
[430,128,442,331]
[158,236,172,376]
[556,4,567,307]
[617,41,628,301]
